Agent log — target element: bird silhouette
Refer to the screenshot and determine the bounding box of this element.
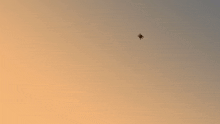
[138,34,144,40]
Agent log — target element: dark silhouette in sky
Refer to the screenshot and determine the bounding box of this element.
[138,34,144,40]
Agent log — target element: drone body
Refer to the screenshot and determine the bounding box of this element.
[138,34,144,40]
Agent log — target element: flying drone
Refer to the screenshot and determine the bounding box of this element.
[138,34,144,40]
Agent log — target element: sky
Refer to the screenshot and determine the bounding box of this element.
[1,0,220,124]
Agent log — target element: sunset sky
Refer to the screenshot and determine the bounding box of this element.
[1,0,220,124]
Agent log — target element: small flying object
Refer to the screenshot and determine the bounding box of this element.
[138,33,144,40]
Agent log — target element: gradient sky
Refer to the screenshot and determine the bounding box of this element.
[1,0,220,124]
